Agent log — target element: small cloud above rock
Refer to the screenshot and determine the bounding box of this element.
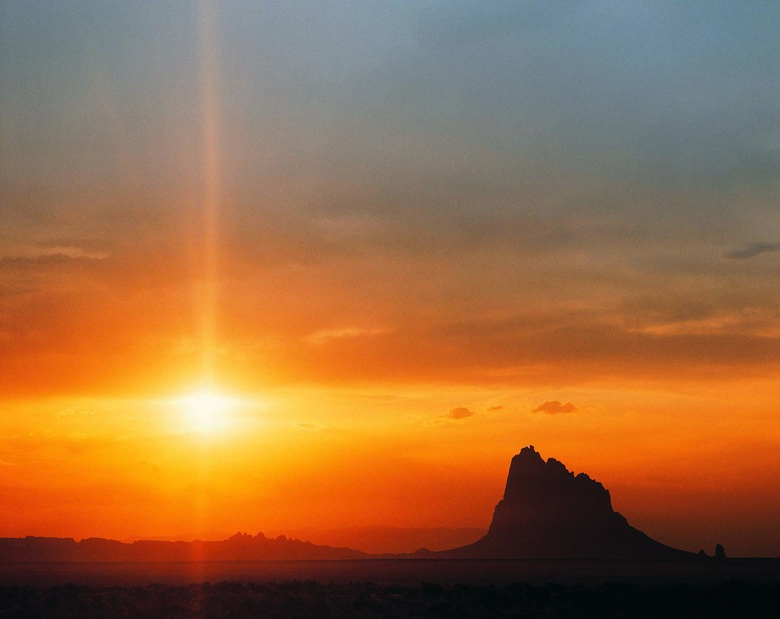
[532,401,577,415]
[447,407,474,420]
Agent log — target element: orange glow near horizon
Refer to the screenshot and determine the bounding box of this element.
[2,2,780,560]
[2,380,779,555]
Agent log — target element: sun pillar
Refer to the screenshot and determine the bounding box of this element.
[189,0,222,546]
[197,0,221,385]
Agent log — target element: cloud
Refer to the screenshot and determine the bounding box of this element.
[487,405,503,411]
[255,308,780,392]
[447,407,474,420]
[724,242,780,260]
[293,422,325,431]
[305,327,386,345]
[532,401,577,415]
[1,244,109,262]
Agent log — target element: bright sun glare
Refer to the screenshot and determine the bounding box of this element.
[175,388,238,434]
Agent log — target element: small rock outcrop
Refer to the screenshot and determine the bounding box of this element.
[443,446,695,559]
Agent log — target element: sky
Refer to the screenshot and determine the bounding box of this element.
[1,1,779,557]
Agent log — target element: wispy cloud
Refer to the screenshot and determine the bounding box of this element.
[1,245,109,261]
[293,422,325,431]
[305,327,386,345]
[532,401,577,415]
[724,242,780,260]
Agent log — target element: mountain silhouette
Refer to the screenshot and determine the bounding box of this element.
[1,447,705,563]
[438,446,695,559]
[0,532,367,563]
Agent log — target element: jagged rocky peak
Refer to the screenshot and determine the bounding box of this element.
[499,445,614,520]
[444,445,695,559]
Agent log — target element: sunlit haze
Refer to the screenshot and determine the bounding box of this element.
[2,1,780,557]
[172,387,241,435]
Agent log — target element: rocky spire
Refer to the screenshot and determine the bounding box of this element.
[443,446,695,560]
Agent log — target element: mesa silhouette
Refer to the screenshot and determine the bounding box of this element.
[437,445,696,560]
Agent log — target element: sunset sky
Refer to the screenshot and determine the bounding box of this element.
[2,1,780,557]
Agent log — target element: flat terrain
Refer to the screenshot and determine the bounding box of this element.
[1,559,779,618]
[1,558,779,587]
[1,579,779,618]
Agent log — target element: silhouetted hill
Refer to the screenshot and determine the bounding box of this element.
[0,532,367,562]
[269,526,485,554]
[438,446,696,560]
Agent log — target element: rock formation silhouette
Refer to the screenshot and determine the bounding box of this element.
[1,446,704,563]
[441,446,695,559]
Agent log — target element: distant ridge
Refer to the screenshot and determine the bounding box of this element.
[438,446,696,560]
[0,532,367,563]
[270,526,485,555]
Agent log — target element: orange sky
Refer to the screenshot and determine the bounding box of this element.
[2,1,780,556]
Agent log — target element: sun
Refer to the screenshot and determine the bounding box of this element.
[174,387,238,434]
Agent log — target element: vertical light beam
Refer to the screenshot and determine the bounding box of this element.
[197,0,221,384]
[189,1,222,545]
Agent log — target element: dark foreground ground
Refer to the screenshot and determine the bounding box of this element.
[1,579,780,618]
[1,560,778,618]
